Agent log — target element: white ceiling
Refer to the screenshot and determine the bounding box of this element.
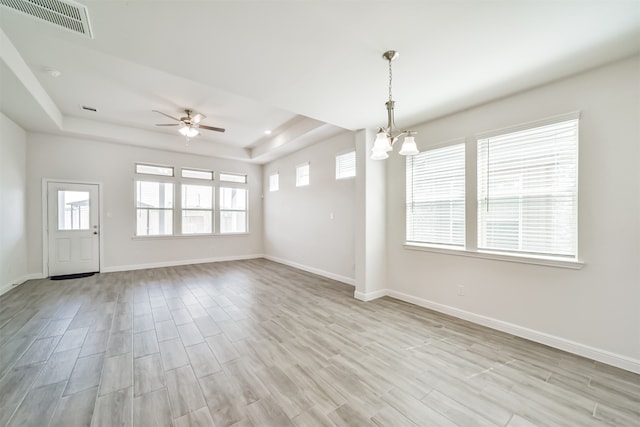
[1,0,639,163]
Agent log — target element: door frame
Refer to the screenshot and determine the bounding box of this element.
[42,178,104,277]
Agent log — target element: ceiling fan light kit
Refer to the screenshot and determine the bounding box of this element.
[153,108,225,142]
[371,50,419,160]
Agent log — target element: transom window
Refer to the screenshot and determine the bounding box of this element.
[219,173,247,183]
[135,163,173,177]
[181,168,213,180]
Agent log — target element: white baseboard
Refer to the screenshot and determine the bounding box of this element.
[0,273,44,297]
[264,255,355,286]
[354,289,387,301]
[101,254,265,273]
[365,289,640,375]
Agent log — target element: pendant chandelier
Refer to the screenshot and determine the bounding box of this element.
[370,50,419,160]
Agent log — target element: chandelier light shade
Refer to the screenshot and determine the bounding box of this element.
[179,124,200,138]
[371,50,419,160]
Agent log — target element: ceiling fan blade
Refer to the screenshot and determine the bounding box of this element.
[198,124,226,133]
[152,110,181,122]
[190,113,205,124]
[155,123,179,126]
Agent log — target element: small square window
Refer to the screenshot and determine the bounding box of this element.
[336,151,356,179]
[296,162,309,187]
[269,173,279,192]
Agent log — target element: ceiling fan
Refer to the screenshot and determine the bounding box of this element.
[152,109,225,138]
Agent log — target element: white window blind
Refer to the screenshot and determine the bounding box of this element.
[336,151,356,179]
[296,162,309,187]
[269,173,279,192]
[477,118,578,257]
[406,143,465,246]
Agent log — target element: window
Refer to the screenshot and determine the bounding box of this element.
[219,173,247,183]
[478,118,578,257]
[58,191,90,230]
[269,173,279,192]
[181,168,213,180]
[181,184,213,234]
[136,181,174,236]
[135,163,251,236]
[136,163,173,177]
[406,143,465,246]
[220,187,247,233]
[336,151,356,179]
[296,162,309,187]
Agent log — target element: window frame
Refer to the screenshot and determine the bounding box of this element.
[133,164,250,238]
[219,185,249,234]
[135,178,175,237]
[404,112,583,269]
[269,172,279,192]
[406,140,466,248]
[180,183,214,235]
[135,163,174,177]
[181,168,214,181]
[296,162,310,187]
[219,172,248,184]
[335,150,356,180]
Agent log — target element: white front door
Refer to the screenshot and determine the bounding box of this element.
[47,182,100,276]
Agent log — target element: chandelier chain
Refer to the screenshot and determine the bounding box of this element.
[388,58,393,102]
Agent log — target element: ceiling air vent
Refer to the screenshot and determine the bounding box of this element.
[0,0,93,38]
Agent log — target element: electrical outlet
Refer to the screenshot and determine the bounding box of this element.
[457,285,465,296]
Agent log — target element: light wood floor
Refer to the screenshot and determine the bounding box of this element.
[0,259,638,427]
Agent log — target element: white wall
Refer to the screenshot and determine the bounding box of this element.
[0,112,29,293]
[386,55,640,371]
[263,131,356,284]
[26,133,263,274]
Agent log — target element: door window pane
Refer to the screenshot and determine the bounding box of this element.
[58,191,90,230]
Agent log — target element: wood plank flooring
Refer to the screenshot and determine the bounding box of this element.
[0,259,638,426]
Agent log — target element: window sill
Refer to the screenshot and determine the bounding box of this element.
[403,243,584,270]
[133,233,250,240]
